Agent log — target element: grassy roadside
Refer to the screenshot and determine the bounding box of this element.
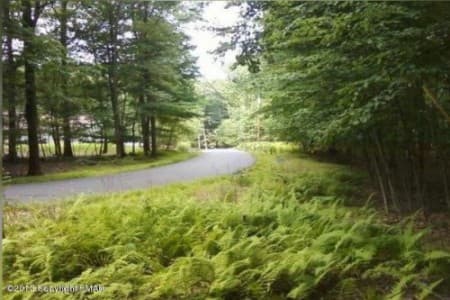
[7,151,198,185]
[3,148,449,299]
[9,142,140,158]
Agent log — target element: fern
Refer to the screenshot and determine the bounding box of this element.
[3,151,449,299]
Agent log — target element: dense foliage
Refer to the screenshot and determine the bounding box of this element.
[197,69,274,148]
[2,0,201,174]
[3,2,450,297]
[225,1,450,212]
[4,148,450,299]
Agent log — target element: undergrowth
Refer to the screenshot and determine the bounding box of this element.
[3,149,450,299]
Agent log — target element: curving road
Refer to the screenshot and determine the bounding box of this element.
[4,149,255,203]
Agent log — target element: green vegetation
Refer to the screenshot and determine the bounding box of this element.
[10,143,147,159]
[3,1,201,175]
[221,2,450,213]
[196,73,272,148]
[3,1,450,299]
[4,149,449,299]
[8,151,198,185]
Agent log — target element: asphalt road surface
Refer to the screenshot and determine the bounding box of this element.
[4,149,255,203]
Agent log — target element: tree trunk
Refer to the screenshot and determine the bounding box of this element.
[59,0,74,158]
[62,117,73,157]
[142,116,150,155]
[23,0,42,175]
[5,0,18,161]
[371,151,389,214]
[150,115,157,157]
[442,156,450,210]
[7,78,18,162]
[102,128,108,154]
[51,118,62,157]
[131,114,136,155]
[1,0,4,192]
[374,133,399,211]
[107,16,125,158]
[140,95,150,155]
[109,71,125,157]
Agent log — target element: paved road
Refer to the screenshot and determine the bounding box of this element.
[4,149,255,203]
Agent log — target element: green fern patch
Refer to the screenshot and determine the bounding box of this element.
[3,152,449,299]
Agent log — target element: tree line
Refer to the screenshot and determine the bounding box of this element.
[224,1,450,212]
[2,0,200,175]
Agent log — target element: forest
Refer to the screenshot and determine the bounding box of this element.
[222,1,450,214]
[2,0,200,175]
[2,1,450,299]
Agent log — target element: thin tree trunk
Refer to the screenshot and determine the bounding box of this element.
[402,150,413,211]
[107,3,125,158]
[51,118,62,157]
[8,98,18,162]
[102,128,108,154]
[109,69,124,157]
[24,60,42,176]
[442,158,450,210]
[62,117,73,157]
[417,141,426,210]
[111,91,124,157]
[440,156,450,209]
[374,133,399,211]
[59,0,74,158]
[5,0,18,161]
[142,116,150,155]
[22,0,42,175]
[131,115,136,155]
[140,95,150,155]
[150,115,157,157]
[371,151,389,214]
[1,0,4,202]
[55,126,61,157]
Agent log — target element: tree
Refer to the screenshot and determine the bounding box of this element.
[226,1,450,212]
[78,0,130,157]
[128,1,199,156]
[3,0,19,161]
[53,0,74,157]
[21,0,53,175]
[2,0,201,173]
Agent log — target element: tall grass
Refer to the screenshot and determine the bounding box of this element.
[3,147,449,299]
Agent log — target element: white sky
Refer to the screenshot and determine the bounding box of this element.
[183,2,240,81]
